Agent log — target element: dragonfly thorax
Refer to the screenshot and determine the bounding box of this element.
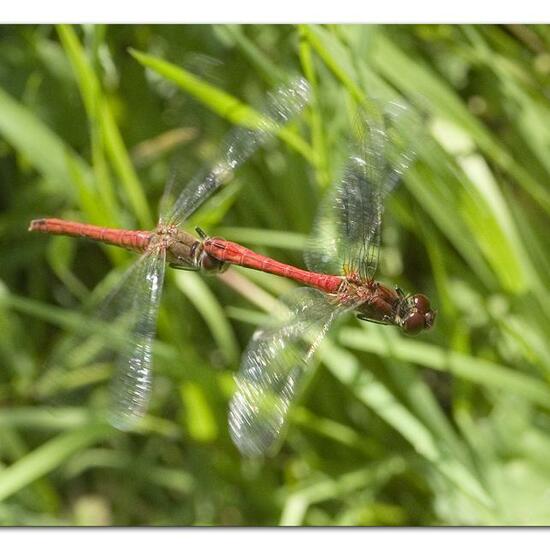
[159,226,227,273]
[353,281,399,323]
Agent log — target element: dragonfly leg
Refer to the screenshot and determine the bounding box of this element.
[356,314,392,325]
[195,226,208,240]
[395,286,406,298]
[169,263,199,272]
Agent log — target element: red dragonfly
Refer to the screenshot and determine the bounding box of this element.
[201,100,436,456]
[29,78,311,430]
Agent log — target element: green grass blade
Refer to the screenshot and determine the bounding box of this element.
[0,424,113,503]
[58,25,153,228]
[173,271,239,365]
[128,47,315,164]
[320,341,493,509]
[369,31,550,216]
[0,85,89,193]
[340,327,550,410]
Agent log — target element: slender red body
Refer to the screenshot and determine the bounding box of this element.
[29,218,436,333]
[203,237,343,294]
[29,218,152,253]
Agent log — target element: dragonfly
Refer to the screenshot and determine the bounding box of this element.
[201,100,436,456]
[29,77,311,430]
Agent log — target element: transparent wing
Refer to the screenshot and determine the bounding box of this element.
[160,77,311,227]
[108,248,166,429]
[305,100,420,280]
[229,287,353,457]
[36,249,165,429]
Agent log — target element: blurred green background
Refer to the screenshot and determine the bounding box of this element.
[1,24,550,526]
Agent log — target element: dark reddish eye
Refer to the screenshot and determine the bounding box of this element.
[402,312,425,335]
[411,294,430,313]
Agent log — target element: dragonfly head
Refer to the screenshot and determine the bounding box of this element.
[400,294,436,335]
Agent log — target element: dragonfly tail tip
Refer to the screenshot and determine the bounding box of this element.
[29,219,46,232]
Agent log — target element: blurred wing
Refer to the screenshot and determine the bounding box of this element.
[160,77,311,226]
[305,100,420,280]
[229,287,352,457]
[36,249,165,429]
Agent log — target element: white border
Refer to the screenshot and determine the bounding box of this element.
[1,0,550,23]
[0,528,546,548]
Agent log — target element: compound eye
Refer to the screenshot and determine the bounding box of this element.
[402,312,425,335]
[411,294,430,313]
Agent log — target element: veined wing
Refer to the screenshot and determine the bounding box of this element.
[229,287,353,457]
[305,100,420,281]
[160,77,310,227]
[36,248,166,429]
[108,248,166,429]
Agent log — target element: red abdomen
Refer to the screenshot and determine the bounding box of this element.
[29,218,152,253]
[203,237,343,294]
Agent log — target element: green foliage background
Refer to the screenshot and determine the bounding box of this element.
[1,24,550,526]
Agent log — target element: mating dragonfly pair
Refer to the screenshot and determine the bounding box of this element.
[30,77,435,457]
